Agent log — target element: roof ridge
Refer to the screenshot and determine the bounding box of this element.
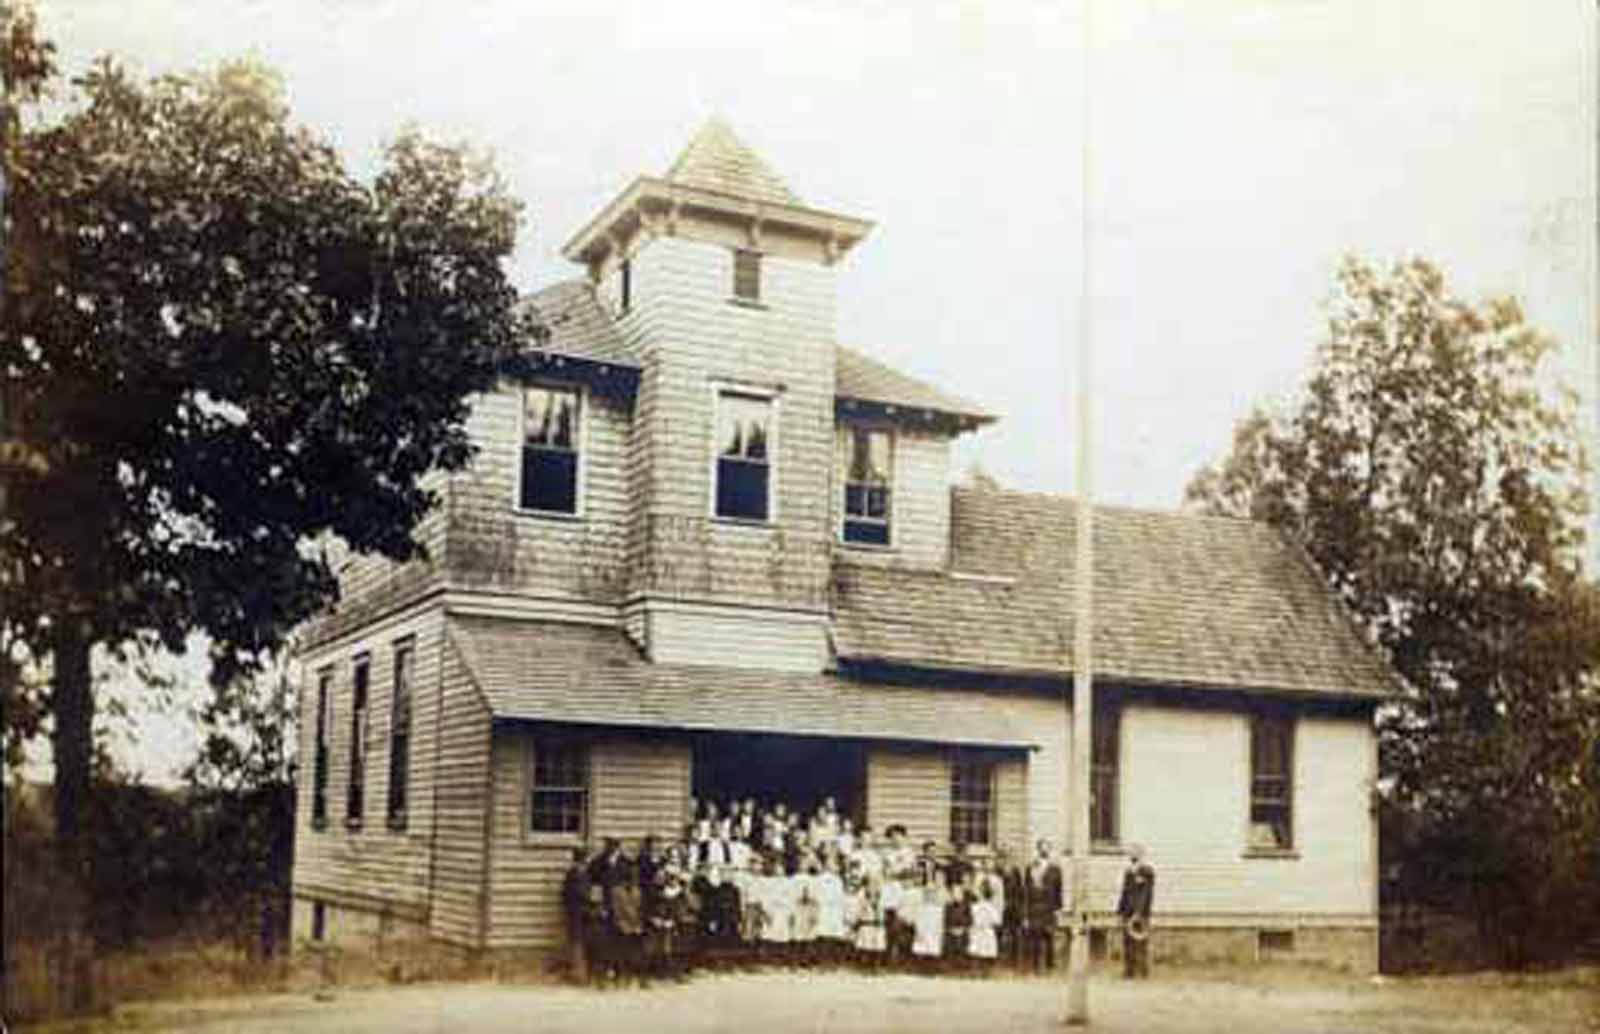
[664,117,800,206]
[950,484,1263,526]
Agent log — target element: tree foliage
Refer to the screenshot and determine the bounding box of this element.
[3,23,531,1009]
[1187,257,1600,966]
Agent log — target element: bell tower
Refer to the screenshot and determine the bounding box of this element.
[562,120,873,671]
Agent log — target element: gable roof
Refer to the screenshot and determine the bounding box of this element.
[831,487,1396,699]
[449,615,1045,748]
[664,117,801,207]
[835,345,996,425]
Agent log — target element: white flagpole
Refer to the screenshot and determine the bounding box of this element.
[1065,0,1095,1024]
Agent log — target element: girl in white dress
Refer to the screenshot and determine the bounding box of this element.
[911,880,947,968]
[968,883,1001,975]
[814,854,848,962]
[761,858,796,964]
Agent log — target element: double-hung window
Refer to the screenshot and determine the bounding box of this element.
[843,427,893,545]
[386,639,414,832]
[346,655,370,828]
[714,390,774,521]
[520,385,581,515]
[1090,705,1120,843]
[311,668,332,831]
[1249,715,1295,851]
[949,753,995,847]
[530,738,588,836]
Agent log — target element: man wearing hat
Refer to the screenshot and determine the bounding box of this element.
[1116,843,1156,978]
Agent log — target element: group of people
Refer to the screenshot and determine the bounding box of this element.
[560,796,1081,987]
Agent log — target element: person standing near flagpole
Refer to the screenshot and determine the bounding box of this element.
[1117,844,1155,979]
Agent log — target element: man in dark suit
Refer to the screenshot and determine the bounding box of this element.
[1116,843,1155,978]
[1022,838,1063,972]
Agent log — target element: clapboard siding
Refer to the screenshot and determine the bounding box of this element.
[484,728,569,950]
[645,605,827,672]
[446,384,632,601]
[487,728,692,950]
[1113,706,1375,916]
[994,757,1029,856]
[292,605,444,919]
[865,747,949,844]
[591,736,693,842]
[832,425,952,571]
[428,635,492,947]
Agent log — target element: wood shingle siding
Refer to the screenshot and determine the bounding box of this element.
[446,383,632,602]
[832,425,951,570]
[619,236,837,611]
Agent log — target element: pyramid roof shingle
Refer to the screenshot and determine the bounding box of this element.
[664,118,801,206]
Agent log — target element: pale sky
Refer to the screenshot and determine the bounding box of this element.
[34,0,1599,784]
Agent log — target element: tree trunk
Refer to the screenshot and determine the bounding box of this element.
[50,619,95,1016]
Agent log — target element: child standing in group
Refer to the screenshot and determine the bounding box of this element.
[852,873,887,972]
[760,856,794,965]
[792,856,820,963]
[911,879,947,972]
[968,882,1001,977]
[944,883,972,974]
[813,854,848,965]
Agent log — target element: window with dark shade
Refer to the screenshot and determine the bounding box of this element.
[311,901,327,941]
[312,668,331,831]
[346,655,370,828]
[843,427,893,545]
[1090,705,1119,843]
[530,738,588,835]
[387,640,414,832]
[949,753,995,847]
[619,259,632,314]
[1249,715,1294,850]
[519,385,580,514]
[715,390,773,521]
[733,249,761,301]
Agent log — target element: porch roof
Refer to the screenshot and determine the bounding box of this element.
[447,614,1045,749]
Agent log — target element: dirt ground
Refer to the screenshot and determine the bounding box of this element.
[24,965,1600,1034]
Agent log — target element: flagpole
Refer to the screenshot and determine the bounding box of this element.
[1065,0,1094,1024]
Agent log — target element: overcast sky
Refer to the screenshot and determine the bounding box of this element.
[35,0,1599,783]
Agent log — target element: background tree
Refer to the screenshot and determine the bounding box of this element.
[1187,256,1600,967]
[3,30,531,1011]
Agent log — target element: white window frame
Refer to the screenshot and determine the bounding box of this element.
[708,382,780,524]
[838,424,896,548]
[526,735,590,844]
[513,381,588,519]
[1245,713,1297,855]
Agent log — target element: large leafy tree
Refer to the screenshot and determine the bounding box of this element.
[3,18,529,1010]
[1187,257,1600,965]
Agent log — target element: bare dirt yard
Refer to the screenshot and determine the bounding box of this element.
[24,965,1600,1034]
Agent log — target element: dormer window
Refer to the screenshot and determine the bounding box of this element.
[843,427,893,546]
[714,389,775,521]
[732,249,761,302]
[519,385,582,515]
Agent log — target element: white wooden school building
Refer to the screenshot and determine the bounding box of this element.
[289,120,1394,970]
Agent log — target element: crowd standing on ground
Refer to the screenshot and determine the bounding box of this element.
[560,796,1079,987]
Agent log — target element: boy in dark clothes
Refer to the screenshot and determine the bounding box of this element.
[696,864,743,969]
[561,846,593,984]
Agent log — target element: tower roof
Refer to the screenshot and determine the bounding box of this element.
[663,118,801,206]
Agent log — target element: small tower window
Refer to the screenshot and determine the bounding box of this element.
[732,249,762,302]
[619,259,632,314]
